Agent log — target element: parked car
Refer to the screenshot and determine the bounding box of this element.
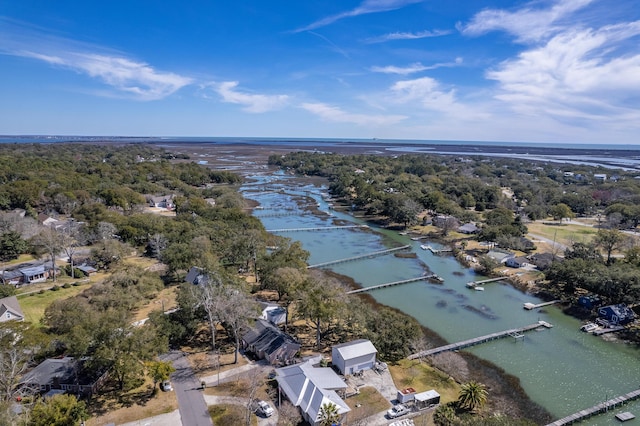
[161,380,173,391]
[255,400,274,417]
[387,404,410,419]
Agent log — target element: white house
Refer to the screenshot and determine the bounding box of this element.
[259,302,287,325]
[276,357,350,426]
[331,339,377,375]
[0,296,25,323]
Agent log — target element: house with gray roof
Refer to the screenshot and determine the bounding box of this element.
[331,339,377,376]
[276,357,350,426]
[185,266,209,285]
[0,296,25,322]
[242,319,300,365]
[19,357,108,397]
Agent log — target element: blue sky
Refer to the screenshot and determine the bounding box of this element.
[1,0,639,143]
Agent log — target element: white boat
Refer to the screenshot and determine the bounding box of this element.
[474,286,485,291]
[580,323,599,333]
[420,244,429,250]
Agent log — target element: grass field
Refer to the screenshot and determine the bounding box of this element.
[527,221,598,248]
[345,386,391,422]
[389,359,461,405]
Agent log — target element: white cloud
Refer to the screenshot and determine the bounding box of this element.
[487,22,640,122]
[461,0,594,42]
[294,0,424,32]
[1,21,192,100]
[364,29,450,44]
[371,58,462,75]
[215,81,290,113]
[301,102,406,126]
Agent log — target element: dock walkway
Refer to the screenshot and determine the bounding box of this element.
[266,225,368,233]
[524,300,561,310]
[408,321,553,359]
[546,388,640,425]
[308,245,410,269]
[346,276,429,294]
[466,277,508,288]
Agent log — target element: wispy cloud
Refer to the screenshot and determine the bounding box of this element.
[0,20,192,100]
[215,81,290,113]
[364,29,450,44]
[301,102,406,126]
[486,21,640,122]
[371,58,462,75]
[294,0,424,32]
[460,0,594,42]
[308,31,350,59]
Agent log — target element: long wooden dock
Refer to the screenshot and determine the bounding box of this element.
[308,245,411,269]
[408,321,553,359]
[346,276,429,294]
[466,277,509,288]
[524,300,561,310]
[546,388,640,425]
[266,225,368,232]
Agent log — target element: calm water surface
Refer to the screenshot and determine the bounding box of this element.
[243,171,640,425]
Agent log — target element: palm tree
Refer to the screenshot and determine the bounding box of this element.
[458,381,488,411]
[433,403,457,425]
[318,402,341,426]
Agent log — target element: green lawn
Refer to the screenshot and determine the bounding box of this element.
[17,282,90,324]
[527,221,598,248]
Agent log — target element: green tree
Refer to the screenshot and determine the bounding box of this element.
[433,402,457,425]
[458,381,488,412]
[594,229,626,265]
[549,203,575,222]
[29,394,87,426]
[0,231,29,262]
[146,360,176,390]
[317,402,341,426]
[296,270,345,349]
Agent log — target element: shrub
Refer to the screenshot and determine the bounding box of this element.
[51,285,60,291]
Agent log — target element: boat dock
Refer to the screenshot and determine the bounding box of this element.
[308,245,411,269]
[524,300,561,310]
[420,244,453,254]
[592,325,626,336]
[346,276,429,294]
[266,225,368,233]
[408,321,553,359]
[466,277,509,288]
[546,388,640,425]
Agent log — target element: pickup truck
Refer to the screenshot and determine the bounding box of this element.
[387,404,410,418]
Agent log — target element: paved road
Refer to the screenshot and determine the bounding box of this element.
[161,351,213,426]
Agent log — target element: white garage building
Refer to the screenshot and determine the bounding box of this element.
[331,339,377,375]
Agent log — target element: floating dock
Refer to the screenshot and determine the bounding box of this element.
[308,245,411,269]
[408,321,553,359]
[546,388,640,425]
[524,300,561,310]
[420,244,453,254]
[346,276,429,294]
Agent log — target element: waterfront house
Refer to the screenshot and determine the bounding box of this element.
[242,319,300,365]
[331,339,377,375]
[0,296,25,322]
[19,357,108,397]
[505,256,529,268]
[458,223,479,234]
[598,304,636,325]
[259,302,287,325]
[275,357,350,426]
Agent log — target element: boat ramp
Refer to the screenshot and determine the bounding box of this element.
[407,321,553,359]
[546,387,640,425]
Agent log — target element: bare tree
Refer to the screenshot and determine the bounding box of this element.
[278,400,302,426]
[243,368,264,426]
[192,272,227,352]
[220,289,260,364]
[148,233,168,260]
[32,226,64,282]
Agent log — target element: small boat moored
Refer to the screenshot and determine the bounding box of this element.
[580,323,599,333]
